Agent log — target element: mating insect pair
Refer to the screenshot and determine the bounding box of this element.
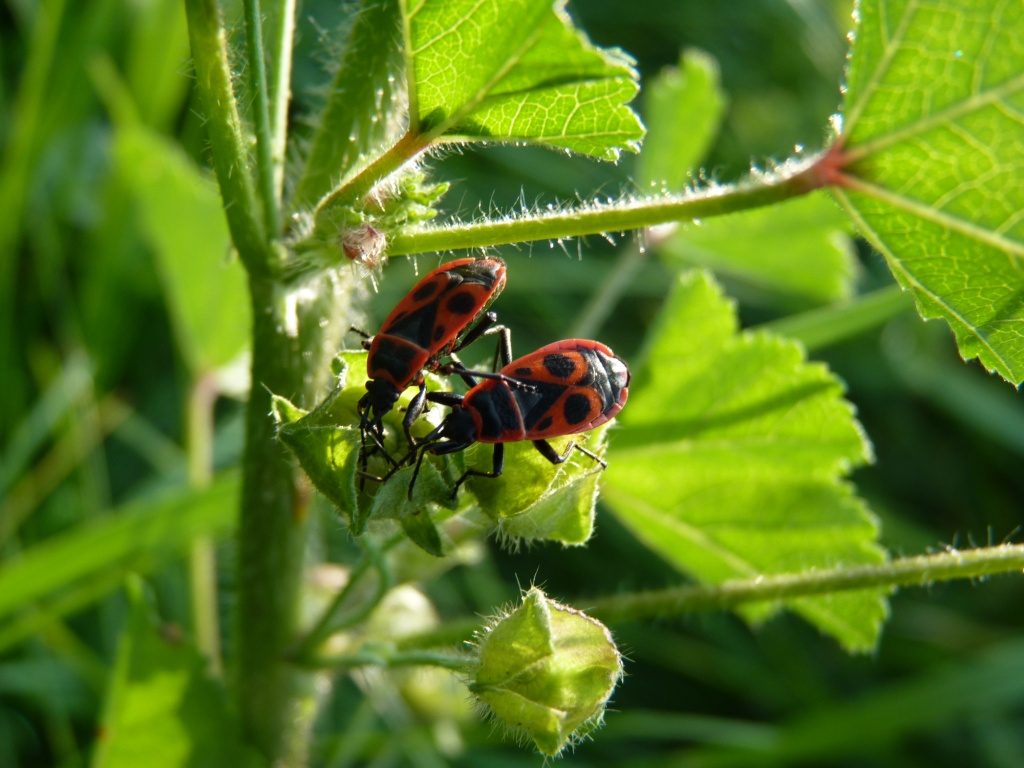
[355,257,630,499]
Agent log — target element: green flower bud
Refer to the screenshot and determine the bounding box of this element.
[468,587,622,756]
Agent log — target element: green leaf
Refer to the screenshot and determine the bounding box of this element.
[399,506,446,557]
[404,0,644,160]
[93,577,260,768]
[274,390,362,525]
[637,49,726,191]
[834,0,1024,382]
[292,0,406,210]
[0,476,239,645]
[115,125,250,375]
[602,271,888,652]
[466,431,609,546]
[658,192,858,306]
[124,0,190,130]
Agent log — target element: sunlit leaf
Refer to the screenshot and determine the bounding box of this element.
[466,431,609,547]
[602,271,887,652]
[833,0,1024,382]
[405,0,643,160]
[93,578,260,768]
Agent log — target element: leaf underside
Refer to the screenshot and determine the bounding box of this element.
[405,0,644,160]
[835,0,1024,383]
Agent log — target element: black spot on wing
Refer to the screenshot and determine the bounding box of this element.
[563,393,593,425]
[433,324,446,342]
[412,280,441,301]
[543,353,576,380]
[515,366,532,376]
[535,415,553,432]
[446,289,478,315]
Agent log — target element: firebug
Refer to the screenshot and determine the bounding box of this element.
[356,257,507,463]
[408,337,630,498]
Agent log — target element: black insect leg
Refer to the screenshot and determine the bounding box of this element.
[400,382,428,449]
[357,420,401,491]
[531,438,607,469]
[451,312,504,355]
[450,443,504,499]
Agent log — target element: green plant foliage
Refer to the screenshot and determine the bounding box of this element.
[602,271,888,652]
[115,126,250,375]
[0,477,239,652]
[835,0,1024,383]
[659,193,859,305]
[469,587,622,756]
[637,48,726,192]
[638,53,857,306]
[92,578,260,768]
[272,377,363,526]
[292,0,405,209]
[9,0,1024,765]
[403,0,644,159]
[466,429,611,546]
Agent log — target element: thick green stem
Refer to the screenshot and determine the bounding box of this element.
[235,275,346,766]
[385,157,826,257]
[184,0,269,272]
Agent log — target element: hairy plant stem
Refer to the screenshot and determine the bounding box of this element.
[184,0,268,272]
[260,0,295,198]
[385,156,827,257]
[235,274,345,767]
[312,130,430,225]
[242,0,281,239]
[586,544,1024,623]
[394,545,1024,650]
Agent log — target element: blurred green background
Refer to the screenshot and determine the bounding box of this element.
[3,0,1024,766]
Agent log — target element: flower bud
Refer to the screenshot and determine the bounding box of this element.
[468,587,622,756]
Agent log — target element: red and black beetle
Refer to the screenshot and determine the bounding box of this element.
[356,257,507,462]
[409,337,630,498]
